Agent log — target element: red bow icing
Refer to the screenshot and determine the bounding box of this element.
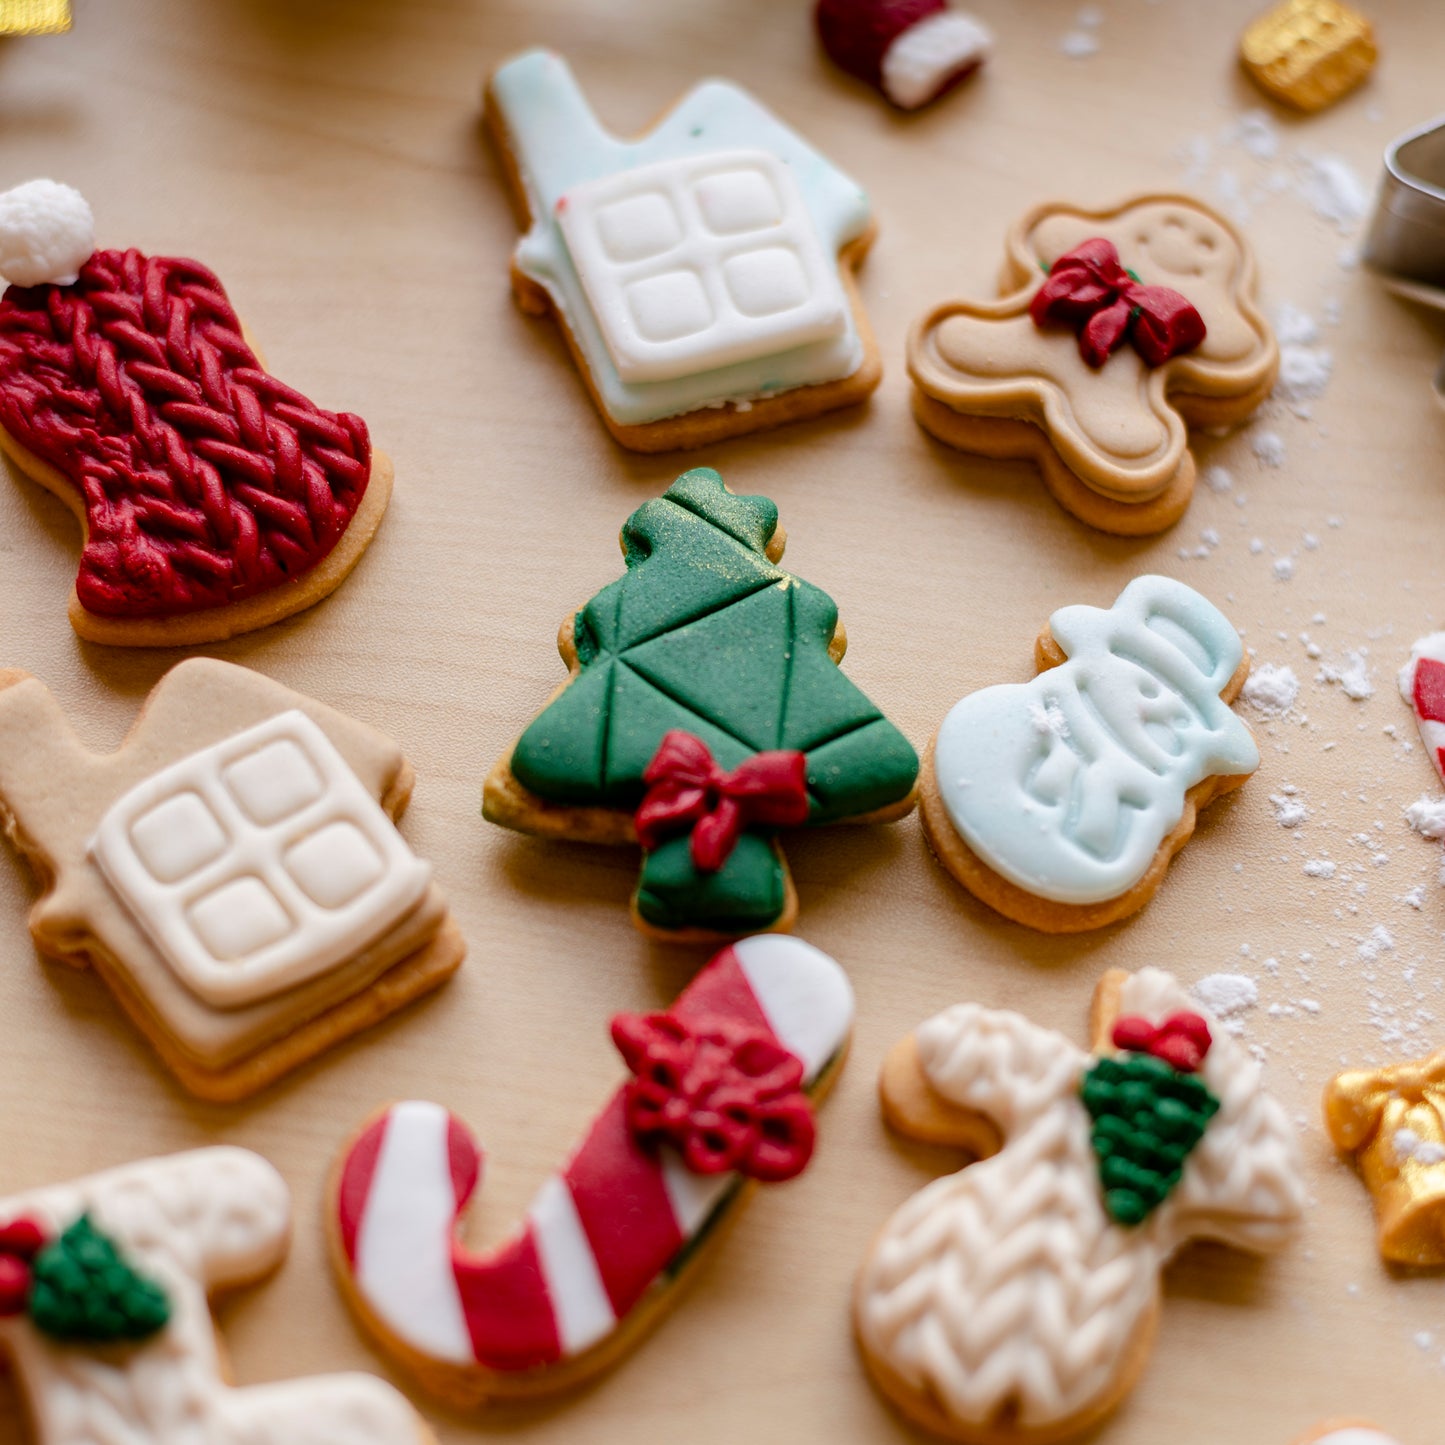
[1030,238,1207,369]
[1112,1011,1213,1074]
[0,1217,48,1317]
[634,730,810,874]
[612,1011,816,1182]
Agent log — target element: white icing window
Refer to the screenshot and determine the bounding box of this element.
[555,149,849,384]
[89,711,431,1008]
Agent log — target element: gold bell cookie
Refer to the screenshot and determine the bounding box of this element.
[0,658,464,1100]
[908,194,1278,535]
[1325,1049,1445,1265]
[855,967,1304,1443]
[1240,0,1377,114]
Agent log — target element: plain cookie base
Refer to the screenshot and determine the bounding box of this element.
[918,624,1254,933]
[910,354,1277,538]
[0,410,394,647]
[855,999,1158,1444]
[326,1041,850,1408]
[482,84,883,453]
[99,916,466,1103]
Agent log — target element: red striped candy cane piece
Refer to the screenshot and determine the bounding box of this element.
[1404,635,1445,781]
[331,935,853,1399]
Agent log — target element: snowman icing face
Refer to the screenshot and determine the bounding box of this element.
[934,575,1259,905]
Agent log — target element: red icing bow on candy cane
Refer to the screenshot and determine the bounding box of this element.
[634,731,810,873]
[1111,1011,1213,1074]
[0,1217,48,1316]
[612,1012,816,1182]
[1030,238,1207,369]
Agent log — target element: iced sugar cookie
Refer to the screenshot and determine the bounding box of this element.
[0,658,464,1100]
[483,466,919,940]
[330,935,853,1404]
[0,179,391,646]
[922,574,1259,932]
[484,49,882,451]
[0,1145,430,1444]
[855,967,1304,1444]
[909,195,1278,535]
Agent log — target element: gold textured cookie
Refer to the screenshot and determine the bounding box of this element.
[484,48,881,452]
[0,658,464,1101]
[909,194,1277,535]
[1240,0,1377,113]
[328,937,852,1405]
[855,967,1305,1444]
[0,179,392,647]
[0,1145,432,1443]
[1325,1049,1445,1265]
[921,575,1259,933]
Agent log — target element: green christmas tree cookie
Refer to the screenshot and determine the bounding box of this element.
[484,467,919,938]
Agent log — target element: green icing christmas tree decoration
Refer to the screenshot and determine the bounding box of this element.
[1080,1054,1220,1227]
[487,467,919,935]
[27,1215,170,1344]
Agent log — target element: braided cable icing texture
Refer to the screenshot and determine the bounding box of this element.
[0,249,371,618]
[855,968,1303,1435]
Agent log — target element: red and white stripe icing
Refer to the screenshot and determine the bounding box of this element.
[335,935,853,1371]
[1401,632,1445,782]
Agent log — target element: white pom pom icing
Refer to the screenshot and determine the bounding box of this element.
[0,179,96,287]
[881,11,991,110]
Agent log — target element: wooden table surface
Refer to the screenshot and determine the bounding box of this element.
[0,1,1443,1440]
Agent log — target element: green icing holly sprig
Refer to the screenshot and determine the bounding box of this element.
[0,1213,170,1343]
[1080,1010,1221,1227]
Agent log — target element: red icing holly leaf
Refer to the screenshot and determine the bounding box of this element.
[612,1011,815,1182]
[0,249,372,619]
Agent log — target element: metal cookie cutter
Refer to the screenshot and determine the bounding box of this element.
[1364,115,1445,407]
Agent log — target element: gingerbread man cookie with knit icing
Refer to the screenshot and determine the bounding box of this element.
[329,935,853,1404]
[0,657,464,1100]
[0,179,392,646]
[484,49,881,452]
[909,194,1278,535]
[855,967,1304,1444]
[922,574,1259,932]
[0,1144,432,1445]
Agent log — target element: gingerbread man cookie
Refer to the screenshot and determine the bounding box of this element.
[0,657,464,1100]
[0,179,391,646]
[484,466,919,941]
[1325,1049,1445,1266]
[0,1145,430,1444]
[484,49,881,452]
[922,574,1259,932]
[855,967,1304,1444]
[909,195,1278,535]
[330,935,853,1404]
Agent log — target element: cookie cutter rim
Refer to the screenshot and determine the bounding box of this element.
[1363,114,1445,406]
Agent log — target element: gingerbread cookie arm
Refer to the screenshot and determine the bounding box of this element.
[330,935,853,1405]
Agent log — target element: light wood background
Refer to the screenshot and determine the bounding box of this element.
[0,1,1442,1440]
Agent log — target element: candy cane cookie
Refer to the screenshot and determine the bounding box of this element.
[855,967,1304,1444]
[0,1146,431,1445]
[0,179,391,645]
[329,935,853,1404]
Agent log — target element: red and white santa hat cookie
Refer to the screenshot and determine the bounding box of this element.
[815,0,991,109]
